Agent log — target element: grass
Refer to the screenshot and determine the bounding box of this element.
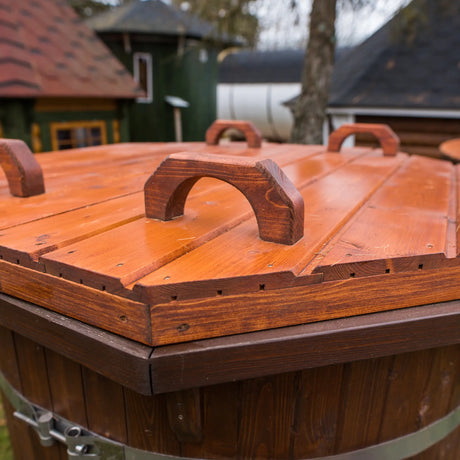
[0,402,13,460]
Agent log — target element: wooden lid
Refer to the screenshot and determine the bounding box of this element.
[1,121,459,346]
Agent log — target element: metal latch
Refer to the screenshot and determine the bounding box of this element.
[14,409,101,459]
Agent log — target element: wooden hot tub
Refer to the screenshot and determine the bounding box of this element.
[0,120,459,459]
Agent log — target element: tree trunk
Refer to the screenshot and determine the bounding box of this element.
[289,0,337,144]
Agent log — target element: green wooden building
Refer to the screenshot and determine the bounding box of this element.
[87,0,229,143]
[0,0,141,153]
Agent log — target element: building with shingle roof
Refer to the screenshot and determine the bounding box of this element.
[88,0,233,143]
[0,0,141,152]
[327,0,460,157]
[218,0,460,157]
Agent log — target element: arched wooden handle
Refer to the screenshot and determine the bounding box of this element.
[0,139,45,197]
[206,119,262,148]
[327,123,400,156]
[439,138,460,162]
[144,152,304,245]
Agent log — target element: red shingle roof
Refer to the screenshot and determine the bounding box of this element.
[0,0,141,98]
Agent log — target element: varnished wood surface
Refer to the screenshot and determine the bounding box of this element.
[440,138,460,162]
[0,293,153,395]
[327,122,400,155]
[144,153,304,245]
[1,128,460,345]
[1,324,459,459]
[205,119,262,148]
[0,139,45,197]
[1,292,460,396]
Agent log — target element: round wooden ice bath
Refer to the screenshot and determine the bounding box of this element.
[0,297,459,459]
[1,121,460,458]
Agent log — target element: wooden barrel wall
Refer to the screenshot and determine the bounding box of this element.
[0,324,459,459]
[354,116,460,159]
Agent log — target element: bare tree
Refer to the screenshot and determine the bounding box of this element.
[68,0,117,17]
[289,0,337,144]
[171,0,260,47]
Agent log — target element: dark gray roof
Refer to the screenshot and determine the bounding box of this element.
[220,0,460,111]
[329,0,460,109]
[219,49,305,83]
[87,0,220,40]
[219,48,352,84]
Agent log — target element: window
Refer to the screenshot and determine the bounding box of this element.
[133,52,153,103]
[50,121,107,151]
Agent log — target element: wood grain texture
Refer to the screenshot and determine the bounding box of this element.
[166,388,203,443]
[0,294,153,395]
[39,148,353,297]
[177,382,239,458]
[150,300,460,393]
[440,137,460,162]
[135,151,404,304]
[1,396,41,460]
[0,326,21,390]
[82,367,127,442]
[2,137,460,348]
[0,328,459,458]
[0,260,152,344]
[291,366,344,457]
[0,139,45,197]
[144,152,304,245]
[205,119,262,148]
[13,333,65,459]
[327,123,400,155]
[0,192,144,268]
[148,263,460,345]
[308,155,454,279]
[334,357,393,452]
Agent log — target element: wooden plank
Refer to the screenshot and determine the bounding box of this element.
[40,183,254,292]
[40,149,358,295]
[13,333,64,459]
[178,383,239,458]
[82,367,127,443]
[0,326,21,390]
[307,155,454,280]
[334,357,393,453]
[2,291,460,396]
[134,151,401,304]
[123,388,181,454]
[0,161,157,230]
[1,395,40,460]
[150,300,460,393]
[290,365,343,457]
[236,373,298,458]
[377,349,435,443]
[0,327,41,459]
[0,261,152,344]
[415,345,460,427]
[44,349,87,426]
[0,192,144,267]
[2,147,313,264]
[0,294,153,395]
[147,263,460,345]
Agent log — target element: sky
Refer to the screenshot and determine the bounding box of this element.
[160,0,412,49]
[252,0,411,49]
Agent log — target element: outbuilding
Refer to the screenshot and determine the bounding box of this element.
[87,0,231,143]
[0,0,141,153]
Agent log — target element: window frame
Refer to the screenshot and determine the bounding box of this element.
[50,120,107,151]
[133,52,153,104]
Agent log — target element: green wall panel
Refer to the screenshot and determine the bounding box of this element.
[101,34,219,143]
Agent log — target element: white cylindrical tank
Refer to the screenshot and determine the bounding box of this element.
[218,50,303,141]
